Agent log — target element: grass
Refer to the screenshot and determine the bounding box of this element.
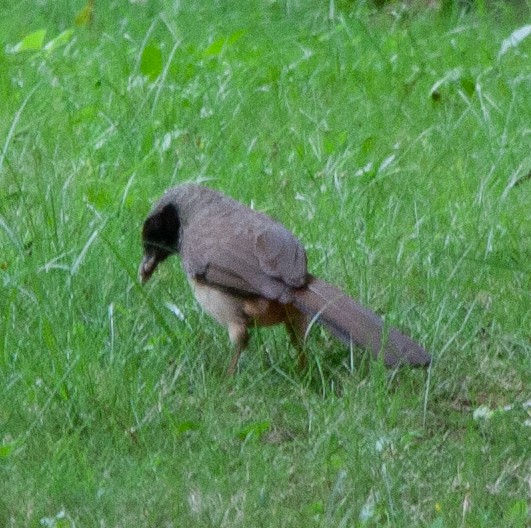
[1,0,530,526]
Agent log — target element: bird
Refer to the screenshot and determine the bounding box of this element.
[139,183,431,374]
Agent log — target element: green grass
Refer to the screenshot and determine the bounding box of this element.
[1,0,530,526]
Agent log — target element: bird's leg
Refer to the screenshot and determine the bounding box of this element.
[284,306,309,370]
[227,323,249,375]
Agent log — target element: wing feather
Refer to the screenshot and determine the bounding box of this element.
[180,200,307,302]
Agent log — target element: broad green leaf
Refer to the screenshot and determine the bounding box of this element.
[203,30,245,57]
[174,421,200,435]
[328,452,344,470]
[10,29,46,53]
[308,501,324,514]
[236,420,270,440]
[324,130,347,155]
[59,383,70,401]
[0,442,14,459]
[504,499,528,526]
[140,43,163,81]
[73,105,97,124]
[44,28,75,53]
[460,76,475,98]
[361,136,375,156]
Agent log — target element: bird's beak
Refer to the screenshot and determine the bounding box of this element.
[138,254,158,284]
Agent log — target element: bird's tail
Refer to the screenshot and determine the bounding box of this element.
[292,276,431,367]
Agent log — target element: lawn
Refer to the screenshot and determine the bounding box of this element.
[1,0,530,526]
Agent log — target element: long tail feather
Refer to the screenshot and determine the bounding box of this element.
[292,277,431,367]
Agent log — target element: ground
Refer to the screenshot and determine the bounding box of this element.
[0,1,530,526]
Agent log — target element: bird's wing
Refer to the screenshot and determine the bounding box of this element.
[181,209,307,302]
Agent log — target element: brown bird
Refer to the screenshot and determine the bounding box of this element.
[139,184,431,374]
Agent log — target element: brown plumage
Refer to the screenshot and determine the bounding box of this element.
[139,183,431,373]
